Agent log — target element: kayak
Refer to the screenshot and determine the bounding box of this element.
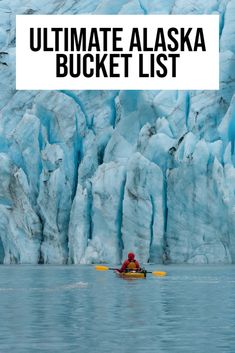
[114,270,147,279]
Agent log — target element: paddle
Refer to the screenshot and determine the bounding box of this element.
[95,265,167,277]
[145,270,167,277]
[95,265,119,271]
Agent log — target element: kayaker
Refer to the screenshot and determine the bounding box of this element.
[120,252,141,272]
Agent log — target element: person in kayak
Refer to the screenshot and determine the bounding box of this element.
[120,252,141,272]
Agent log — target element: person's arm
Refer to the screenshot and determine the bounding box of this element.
[135,260,140,269]
[120,260,128,272]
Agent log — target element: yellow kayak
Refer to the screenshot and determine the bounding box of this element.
[114,270,147,279]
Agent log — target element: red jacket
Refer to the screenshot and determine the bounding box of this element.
[120,259,140,272]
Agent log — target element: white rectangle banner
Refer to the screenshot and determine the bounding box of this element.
[16,15,219,90]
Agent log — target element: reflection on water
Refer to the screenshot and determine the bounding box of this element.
[0,265,235,353]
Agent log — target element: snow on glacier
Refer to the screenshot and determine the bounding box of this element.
[0,0,235,264]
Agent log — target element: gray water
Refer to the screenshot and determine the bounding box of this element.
[0,265,235,353]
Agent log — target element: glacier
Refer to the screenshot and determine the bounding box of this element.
[0,0,235,264]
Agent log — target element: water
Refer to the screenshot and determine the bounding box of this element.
[0,265,235,353]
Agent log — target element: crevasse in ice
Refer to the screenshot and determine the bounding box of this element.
[0,0,235,264]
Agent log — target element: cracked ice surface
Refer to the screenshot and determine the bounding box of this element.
[0,0,235,264]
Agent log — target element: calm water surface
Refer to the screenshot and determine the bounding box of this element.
[0,265,235,353]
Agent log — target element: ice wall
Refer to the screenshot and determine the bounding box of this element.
[0,0,235,264]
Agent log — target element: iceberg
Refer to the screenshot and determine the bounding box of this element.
[0,0,235,264]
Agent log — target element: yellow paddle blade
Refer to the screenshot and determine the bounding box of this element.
[95,265,109,271]
[152,271,167,277]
